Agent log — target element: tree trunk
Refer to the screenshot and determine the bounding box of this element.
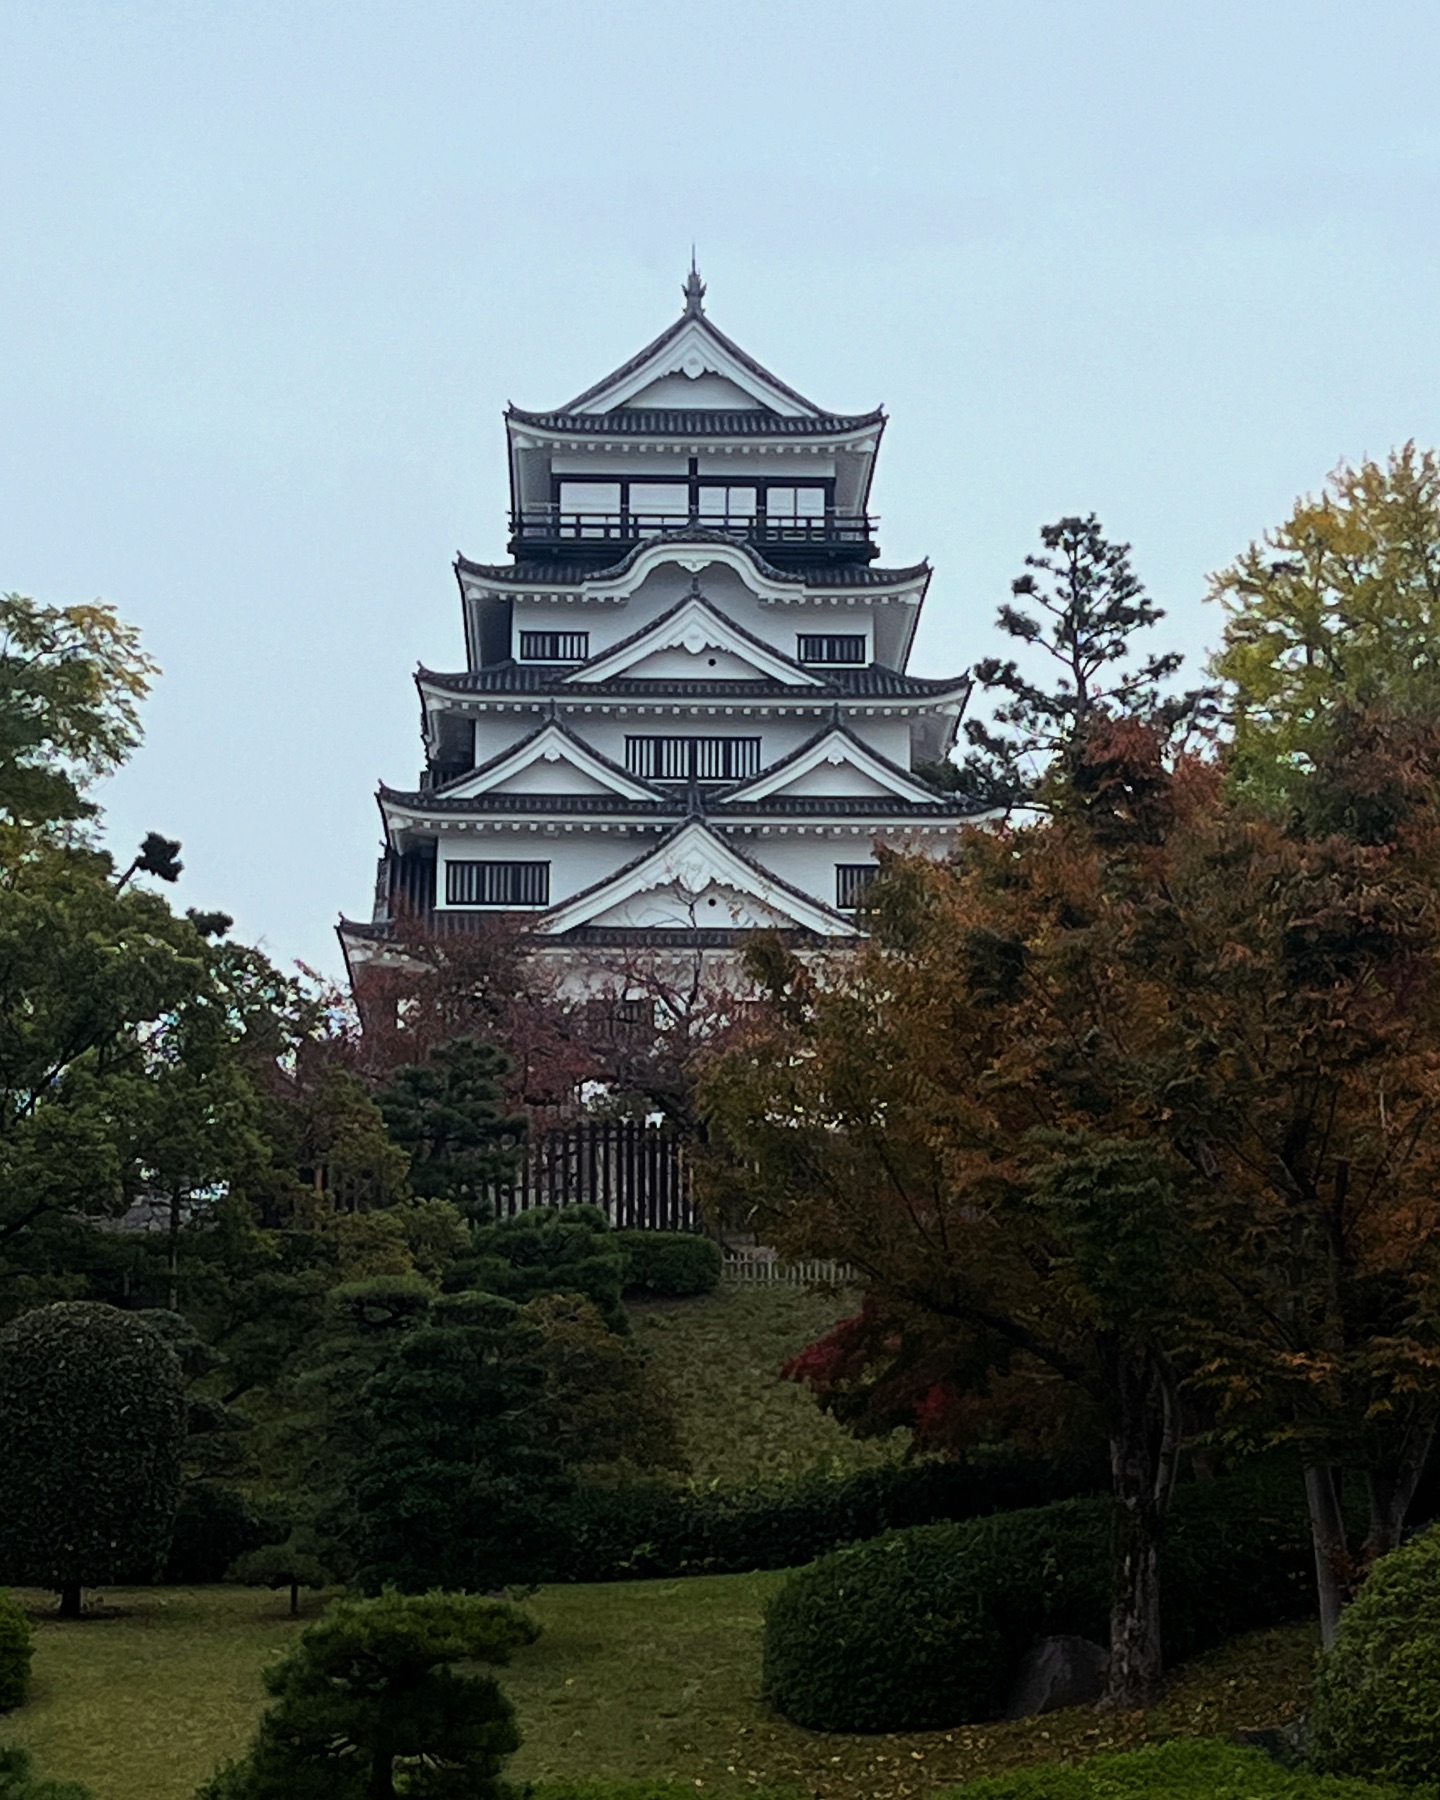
[1099,1343,1180,1711]
[57,1582,82,1620]
[289,1581,300,1617]
[1363,1419,1435,1566]
[1304,1463,1349,1650]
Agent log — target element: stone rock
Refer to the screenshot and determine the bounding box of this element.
[1003,1635,1110,1719]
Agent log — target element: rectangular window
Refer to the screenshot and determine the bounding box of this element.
[697,486,757,524]
[797,634,866,664]
[557,482,621,539]
[766,486,827,520]
[519,631,589,662]
[445,861,550,907]
[835,864,880,910]
[628,481,690,518]
[624,736,762,781]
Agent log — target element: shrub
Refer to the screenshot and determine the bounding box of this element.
[453,1205,627,1330]
[0,1745,96,1798]
[196,1591,538,1800]
[938,1739,1409,1798]
[1311,1522,1440,1788]
[0,1303,186,1616]
[762,1464,1315,1732]
[0,1595,31,1712]
[541,1448,1108,1583]
[615,1231,721,1298]
[163,1484,271,1585]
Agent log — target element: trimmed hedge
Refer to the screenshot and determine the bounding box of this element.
[538,1449,1108,1583]
[1312,1522,1440,1789]
[762,1464,1316,1732]
[0,1594,31,1713]
[938,1740,1409,1799]
[614,1231,721,1298]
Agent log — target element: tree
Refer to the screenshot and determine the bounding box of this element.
[0,592,156,834]
[928,515,1211,808]
[450,1204,628,1331]
[196,1591,538,1800]
[229,1526,340,1617]
[0,1302,185,1615]
[352,1290,573,1593]
[378,1038,526,1217]
[1211,444,1440,806]
[703,719,1440,1681]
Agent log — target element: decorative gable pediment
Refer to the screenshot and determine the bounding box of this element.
[541,821,854,938]
[566,589,823,688]
[439,724,660,802]
[721,727,944,804]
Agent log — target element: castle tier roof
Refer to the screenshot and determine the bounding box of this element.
[454,537,928,591]
[415,662,970,701]
[507,405,884,439]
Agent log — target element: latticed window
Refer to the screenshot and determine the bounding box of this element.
[519,631,589,662]
[835,864,880,910]
[624,736,762,781]
[445,861,550,907]
[797,634,866,664]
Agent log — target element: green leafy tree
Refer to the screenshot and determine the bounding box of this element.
[195,1591,538,1800]
[451,1204,627,1331]
[353,1291,573,1592]
[525,1292,687,1481]
[378,1038,525,1217]
[0,592,156,833]
[0,1303,185,1616]
[1211,442,1440,805]
[928,515,1210,808]
[229,1525,341,1617]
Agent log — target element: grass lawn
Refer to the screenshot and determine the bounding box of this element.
[2,1576,1321,1800]
[635,1283,910,1485]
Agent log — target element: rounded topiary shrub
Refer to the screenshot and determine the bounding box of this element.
[762,1465,1314,1732]
[614,1231,721,1298]
[0,1589,32,1711]
[1311,1523,1440,1788]
[0,1302,186,1615]
[763,1497,1111,1731]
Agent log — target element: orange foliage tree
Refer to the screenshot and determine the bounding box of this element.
[701,718,1440,1695]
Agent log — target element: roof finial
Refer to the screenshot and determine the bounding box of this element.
[683,248,706,317]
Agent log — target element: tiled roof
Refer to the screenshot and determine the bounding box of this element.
[416,663,970,701]
[508,406,884,438]
[379,787,979,820]
[455,535,929,590]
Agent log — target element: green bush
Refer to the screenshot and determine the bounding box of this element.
[0,1595,31,1712]
[163,1484,271,1585]
[937,1739,1409,1798]
[762,1464,1316,1732]
[1311,1522,1440,1789]
[454,1206,628,1331]
[0,1303,186,1612]
[540,1448,1107,1583]
[615,1231,721,1298]
[0,1745,96,1797]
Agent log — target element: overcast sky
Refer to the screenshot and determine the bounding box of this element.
[3,1,1440,976]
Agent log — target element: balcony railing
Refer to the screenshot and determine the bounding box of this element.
[509,507,877,559]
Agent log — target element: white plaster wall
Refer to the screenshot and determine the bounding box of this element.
[435,826,663,910]
[766,760,900,799]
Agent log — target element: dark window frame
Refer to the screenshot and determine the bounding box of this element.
[797,633,867,664]
[550,460,834,528]
[835,863,880,910]
[624,735,762,782]
[444,860,550,908]
[518,630,589,662]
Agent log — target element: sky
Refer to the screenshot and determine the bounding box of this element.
[3,1,1440,977]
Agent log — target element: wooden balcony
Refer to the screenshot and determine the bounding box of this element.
[508,507,879,567]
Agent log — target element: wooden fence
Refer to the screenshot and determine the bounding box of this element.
[484,1118,698,1232]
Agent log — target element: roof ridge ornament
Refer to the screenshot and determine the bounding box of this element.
[683,251,706,318]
